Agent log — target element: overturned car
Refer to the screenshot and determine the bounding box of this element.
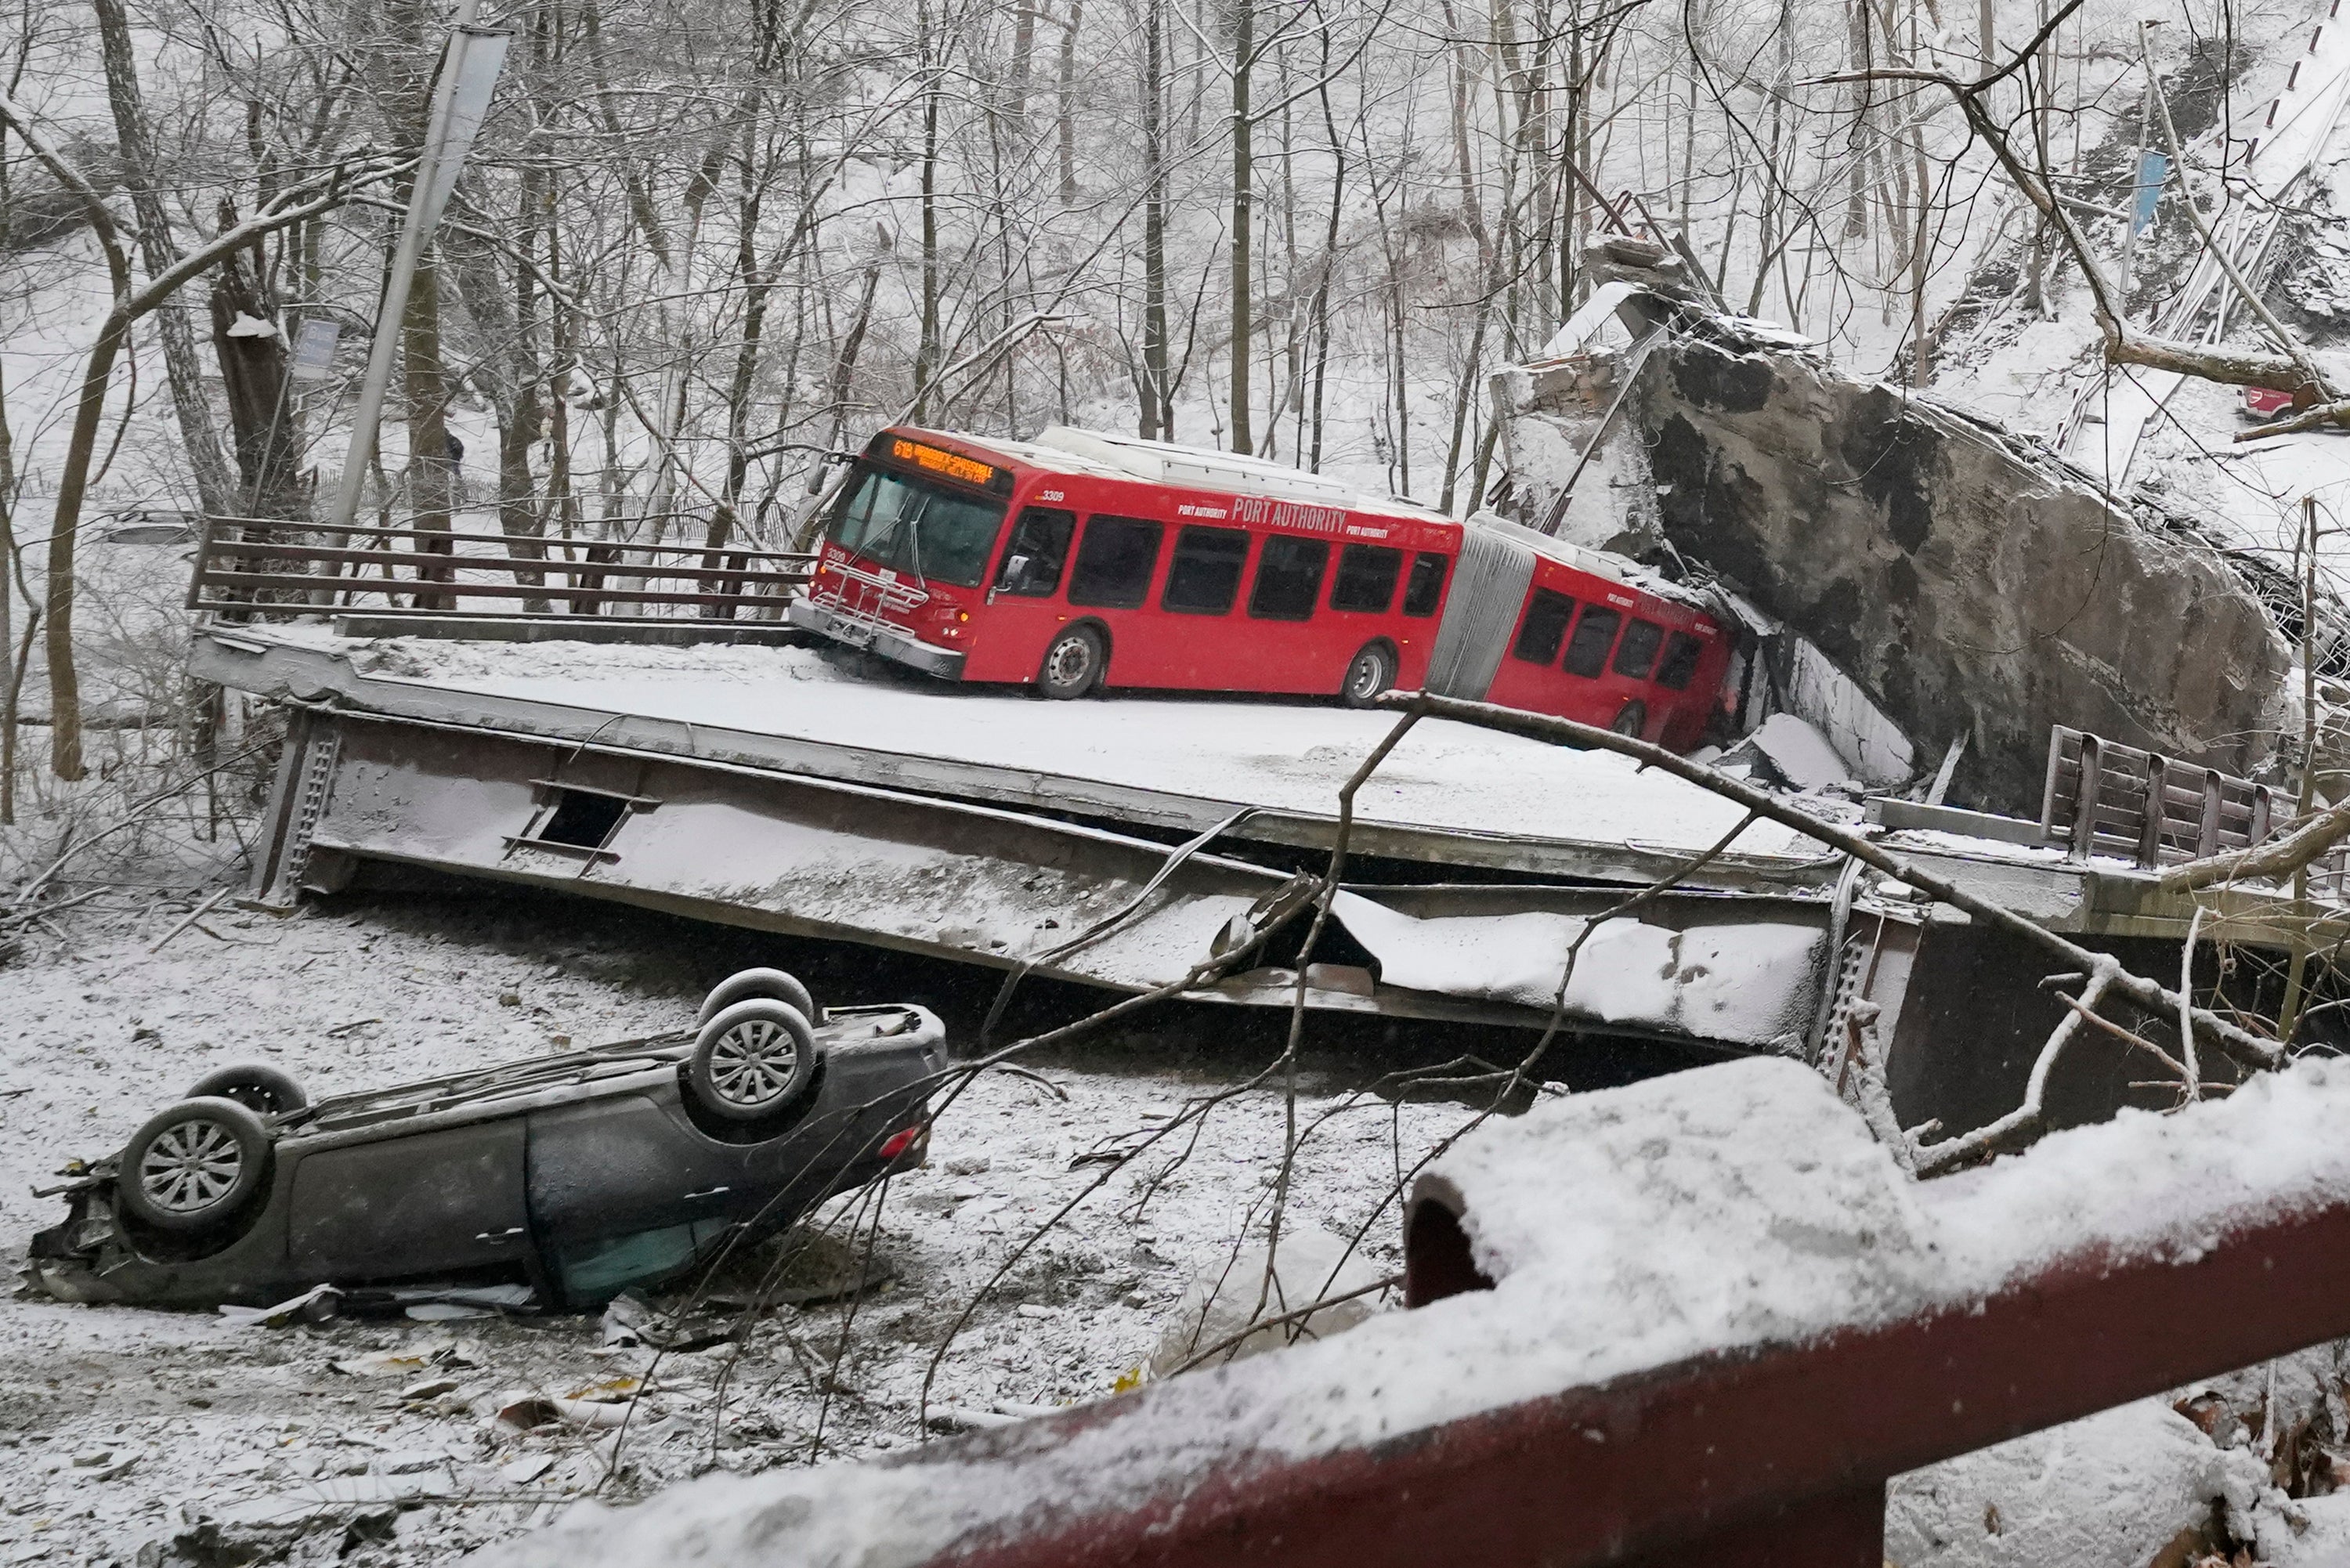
[26,970,945,1310]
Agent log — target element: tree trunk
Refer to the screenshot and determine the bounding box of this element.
[913,0,941,418]
[403,250,457,607]
[1057,0,1082,202]
[1142,0,1170,439]
[207,239,302,522]
[40,309,131,780]
[1229,0,1253,453]
[0,352,17,822]
[89,0,236,517]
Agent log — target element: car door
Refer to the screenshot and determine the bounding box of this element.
[285,1119,531,1283]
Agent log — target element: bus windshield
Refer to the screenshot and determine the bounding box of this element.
[826,462,1007,588]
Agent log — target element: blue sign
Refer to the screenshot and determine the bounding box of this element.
[2132,150,2169,235]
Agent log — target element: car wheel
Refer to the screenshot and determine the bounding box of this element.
[696,967,818,1027]
[186,1062,308,1117]
[1611,700,1648,739]
[688,999,821,1122]
[1036,626,1104,699]
[118,1097,272,1234]
[1342,643,1397,708]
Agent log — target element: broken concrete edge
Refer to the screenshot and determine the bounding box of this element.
[1506,269,2310,818]
[461,1055,2350,1568]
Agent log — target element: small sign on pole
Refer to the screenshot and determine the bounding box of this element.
[289,318,342,383]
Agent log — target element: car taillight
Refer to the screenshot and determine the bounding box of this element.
[879,1125,924,1159]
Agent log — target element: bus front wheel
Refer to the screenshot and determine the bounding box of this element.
[1342,643,1397,708]
[1036,626,1105,699]
[1611,700,1647,739]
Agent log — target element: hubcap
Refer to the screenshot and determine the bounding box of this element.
[139,1120,244,1214]
[1350,652,1386,697]
[1047,638,1093,688]
[709,1018,801,1107]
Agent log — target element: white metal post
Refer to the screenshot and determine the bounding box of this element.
[325,1,510,536]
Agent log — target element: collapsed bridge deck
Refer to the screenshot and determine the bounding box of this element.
[194,623,2298,1132]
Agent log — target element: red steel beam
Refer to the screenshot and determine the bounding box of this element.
[756,1194,2350,1568]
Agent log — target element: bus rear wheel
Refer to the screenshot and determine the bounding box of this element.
[1342,644,1397,708]
[1036,626,1105,699]
[1611,700,1647,739]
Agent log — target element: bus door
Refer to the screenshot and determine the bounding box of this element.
[967,504,1079,682]
[1238,529,1340,695]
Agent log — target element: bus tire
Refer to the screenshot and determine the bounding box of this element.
[1341,642,1397,708]
[1036,626,1105,699]
[1611,700,1647,739]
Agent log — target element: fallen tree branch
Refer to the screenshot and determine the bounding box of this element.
[1377,692,2283,1072]
[2157,796,2350,894]
[1914,965,2115,1174]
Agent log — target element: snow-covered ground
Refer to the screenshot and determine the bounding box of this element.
[0,881,1474,1566]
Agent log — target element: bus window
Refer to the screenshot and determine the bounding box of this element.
[994,508,1076,597]
[1331,544,1403,612]
[1614,619,1665,680]
[1655,631,1705,691]
[1162,526,1250,615]
[1563,605,1622,678]
[1401,552,1448,616]
[1510,589,1577,665]
[1249,537,1329,621]
[1067,516,1165,609]
[829,462,1007,587]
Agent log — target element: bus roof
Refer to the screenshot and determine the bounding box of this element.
[927,425,1450,526]
[892,423,1711,620]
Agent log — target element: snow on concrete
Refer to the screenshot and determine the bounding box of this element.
[1332,893,1827,1051]
[468,1054,2350,1567]
[239,626,1830,862]
[1887,1398,2270,1568]
[1744,713,1858,791]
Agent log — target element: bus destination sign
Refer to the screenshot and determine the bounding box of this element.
[891,437,996,489]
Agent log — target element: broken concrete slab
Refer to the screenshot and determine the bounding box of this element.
[1629,320,2296,813]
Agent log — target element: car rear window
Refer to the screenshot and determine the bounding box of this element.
[1402,552,1448,616]
[1656,630,1705,691]
[1161,526,1250,614]
[1330,544,1403,612]
[1563,605,1622,678]
[1614,618,1665,680]
[1067,515,1164,609]
[1510,588,1577,665]
[1249,536,1330,621]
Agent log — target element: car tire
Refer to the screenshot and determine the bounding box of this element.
[1342,643,1397,708]
[1611,700,1648,739]
[1036,626,1104,699]
[186,1062,308,1117]
[696,967,818,1028]
[687,1000,822,1122]
[118,1097,273,1234]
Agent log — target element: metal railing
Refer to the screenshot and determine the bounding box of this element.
[186,514,814,624]
[2039,723,2350,894]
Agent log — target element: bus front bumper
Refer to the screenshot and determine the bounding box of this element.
[788,599,967,681]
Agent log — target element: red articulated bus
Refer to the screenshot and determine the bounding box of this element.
[789,425,1734,751]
